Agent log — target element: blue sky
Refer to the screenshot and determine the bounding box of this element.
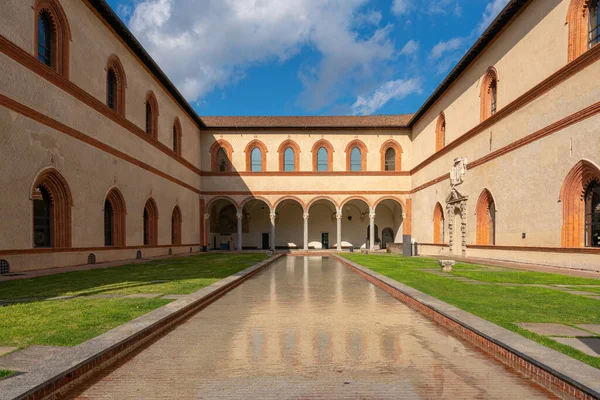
[105,0,509,117]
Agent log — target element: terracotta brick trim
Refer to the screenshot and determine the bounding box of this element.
[476,189,496,245]
[433,202,444,244]
[206,196,240,213]
[209,139,233,172]
[311,139,334,172]
[0,35,201,175]
[273,196,307,211]
[334,254,600,400]
[143,198,159,246]
[345,139,368,171]
[106,54,126,116]
[560,160,600,247]
[419,243,449,247]
[435,112,446,152]
[32,167,72,248]
[0,244,201,257]
[480,66,499,122]
[105,187,127,247]
[277,139,301,172]
[467,244,600,255]
[0,94,200,195]
[340,196,372,209]
[373,196,407,212]
[379,139,403,171]
[244,139,268,172]
[200,171,409,177]
[171,205,182,245]
[307,196,340,210]
[34,0,71,79]
[239,196,273,210]
[567,0,594,62]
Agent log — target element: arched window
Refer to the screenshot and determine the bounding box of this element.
[251,148,262,172]
[284,148,295,171]
[34,0,71,77]
[380,140,402,171]
[345,140,367,171]
[145,92,158,139]
[433,203,445,244]
[585,181,600,247]
[480,67,499,122]
[278,140,300,172]
[104,188,126,247]
[106,55,126,115]
[561,160,600,247]
[171,206,182,245]
[244,140,267,172]
[32,168,72,248]
[311,139,333,172]
[350,148,361,171]
[210,140,233,172]
[567,0,600,61]
[435,113,446,152]
[476,189,496,245]
[143,198,159,246]
[172,118,182,155]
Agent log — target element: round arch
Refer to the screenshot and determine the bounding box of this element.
[34,0,72,78]
[206,196,239,212]
[379,139,403,171]
[340,196,372,209]
[480,66,499,121]
[240,196,273,211]
[373,196,406,211]
[104,186,127,247]
[274,196,306,212]
[210,139,234,172]
[475,189,497,245]
[31,167,73,248]
[277,139,301,172]
[307,196,340,211]
[244,139,268,172]
[345,139,368,171]
[311,139,334,171]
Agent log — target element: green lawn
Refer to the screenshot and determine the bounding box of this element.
[0,370,14,380]
[340,254,600,369]
[0,253,267,348]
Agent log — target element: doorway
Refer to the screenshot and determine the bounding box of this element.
[381,228,394,249]
[262,233,270,250]
[321,233,329,249]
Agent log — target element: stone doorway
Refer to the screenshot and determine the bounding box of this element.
[446,188,468,256]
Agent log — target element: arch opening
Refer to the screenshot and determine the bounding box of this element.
[374,199,404,250]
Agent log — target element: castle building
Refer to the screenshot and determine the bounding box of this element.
[1,0,599,273]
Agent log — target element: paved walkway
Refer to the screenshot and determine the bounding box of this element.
[67,256,555,399]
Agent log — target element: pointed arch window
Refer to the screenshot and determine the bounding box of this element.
[312,140,334,172]
[172,118,182,155]
[585,181,600,247]
[385,148,396,171]
[251,148,262,172]
[278,140,300,172]
[106,55,126,115]
[106,69,117,111]
[143,198,158,246]
[380,140,402,171]
[171,206,182,245]
[244,140,267,172]
[33,186,52,248]
[317,148,329,171]
[34,0,71,77]
[350,148,361,171]
[32,168,72,248]
[435,113,446,152]
[590,0,600,48]
[345,140,367,171]
[210,140,233,172]
[433,203,445,244]
[284,148,295,171]
[104,188,126,247]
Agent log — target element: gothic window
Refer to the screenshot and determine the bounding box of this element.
[385,148,396,171]
[284,148,295,171]
[589,0,599,49]
[104,200,114,246]
[33,186,52,248]
[37,12,52,67]
[145,92,158,138]
[317,147,329,171]
[106,69,117,110]
[31,168,72,248]
[350,147,362,171]
[436,113,446,151]
[585,181,600,247]
[251,147,262,172]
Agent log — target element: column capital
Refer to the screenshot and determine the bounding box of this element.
[204,213,211,220]
[236,211,243,220]
[369,212,376,219]
[336,212,343,220]
[270,212,277,220]
[303,213,310,220]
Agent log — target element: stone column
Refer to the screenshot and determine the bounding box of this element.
[369,210,376,251]
[303,212,309,251]
[270,211,276,251]
[236,211,243,251]
[336,210,342,251]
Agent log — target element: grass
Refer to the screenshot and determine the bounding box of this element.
[340,253,600,370]
[0,253,267,348]
[0,370,15,380]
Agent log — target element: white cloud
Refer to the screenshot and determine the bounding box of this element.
[399,40,419,56]
[355,10,383,26]
[391,0,410,15]
[352,78,423,115]
[477,0,510,34]
[430,37,465,60]
[126,0,397,108]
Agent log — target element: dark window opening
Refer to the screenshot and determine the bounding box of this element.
[317,147,328,171]
[143,208,149,245]
[251,147,262,172]
[37,12,53,67]
[145,101,153,135]
[385,148,396,171]
[173,125,179,153]
[216,148,229,172]
[488,201,496,245]
[33,186,51,248]
[585,181,600,247]
[589,0,600,49]
[350,147,361,171]
[490,81,497,115]
[284,148,295,172]
[104,200,114,246]
[107,69,117,110]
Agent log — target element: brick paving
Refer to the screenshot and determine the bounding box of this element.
[69,257,555,399]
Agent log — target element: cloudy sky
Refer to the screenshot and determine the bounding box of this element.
[106,0,509,116]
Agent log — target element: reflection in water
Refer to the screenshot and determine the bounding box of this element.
[74,257,555,399]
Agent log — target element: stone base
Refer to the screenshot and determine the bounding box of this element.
[438,260,455,272]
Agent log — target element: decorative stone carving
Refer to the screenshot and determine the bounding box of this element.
[438,260,455,272]
[369,212,376,220]
[450,157,467,187]
[446,185,468,257]
[204,213,211,221]
[361,249,369,255]
[269,212,277,222]
[236,212,243,220]
[303,213,310,220]
[336,212,343,220]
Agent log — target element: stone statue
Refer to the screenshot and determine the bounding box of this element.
[450,157,467,187]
